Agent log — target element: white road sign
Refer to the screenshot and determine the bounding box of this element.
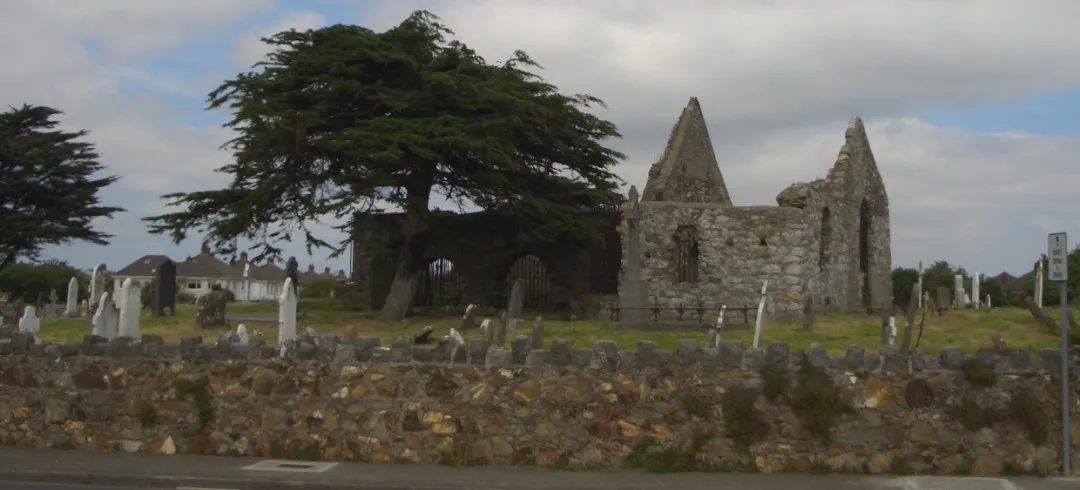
[1048,232,1068,282]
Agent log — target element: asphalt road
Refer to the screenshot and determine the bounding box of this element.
[0,484,163,490]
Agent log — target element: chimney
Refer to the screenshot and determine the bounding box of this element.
[307,264,315,272]
[201,241,211,255]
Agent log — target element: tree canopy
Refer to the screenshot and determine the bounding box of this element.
[0,104,125,272]
[144,10,626,320]
[0,259,88,304]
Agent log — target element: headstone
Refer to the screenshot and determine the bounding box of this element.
[497,278,525,347]
[153,259,177,317]
[278,277,298,348]
[243,263,252,302]
[64,276,79,316]
[460,304,478,330]
[709,305,727,348]
[935,286,950,315]
[92,292,116,339]
[48,289,58,316]
[236,324,249,344]
[985,294,992,309]
[285,257,300,295]
[916,261,924,309]
[18,306,40,339]
[448,328,465,365]
[617,186,650,327]
[1035,259,1044,306]
[117,278,142,338]
[971,273,981,309]
[885,316,897,346]
[89,264,105,312]
[953,274,964,310]
[752,281,769,348]
[194,290,228,329]
[530,317,545,350]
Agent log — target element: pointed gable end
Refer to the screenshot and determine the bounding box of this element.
[641,97,733,205]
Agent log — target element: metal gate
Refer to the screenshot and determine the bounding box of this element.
[506,254,551,310]
[415,258,463,307]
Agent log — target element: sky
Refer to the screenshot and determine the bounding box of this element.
[2,0,1079,278]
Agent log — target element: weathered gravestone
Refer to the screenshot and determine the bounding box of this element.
[497,278,525,347]
[48,289,58,316]
[64,277,79,316]
[285,257,300,295]
[153,259,177,317]
[194,289,229,329]
[935,286,951,315]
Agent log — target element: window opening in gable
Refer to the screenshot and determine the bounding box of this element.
[673,225,700,283]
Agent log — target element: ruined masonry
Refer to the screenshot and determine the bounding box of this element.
[620,98,892,321]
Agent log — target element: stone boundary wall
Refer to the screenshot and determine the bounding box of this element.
[1,329,1079,476]
[0,330,1072,374]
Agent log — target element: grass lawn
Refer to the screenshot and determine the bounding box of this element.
[37,300,1077,355]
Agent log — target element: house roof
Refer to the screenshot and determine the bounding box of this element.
[114,247,345,283]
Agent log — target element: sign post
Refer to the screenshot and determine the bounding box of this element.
[1049,232,1069,475]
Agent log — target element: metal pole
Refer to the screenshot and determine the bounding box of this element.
[1063,279,1071,476]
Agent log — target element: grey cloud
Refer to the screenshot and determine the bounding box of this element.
[3,0,1079,277]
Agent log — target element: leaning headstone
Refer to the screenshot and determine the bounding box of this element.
[92,292,116,339]
[64,277,79,316]
[117,278,142,338]
[278,277,298,348]
[752,281,769,348]
[89,264,105,314]
[460,304,479,330]
[709,305,727,348]
[194,290,228,329]
[153,259,177,317]
[18,306,40,339]
[497,278,525,347]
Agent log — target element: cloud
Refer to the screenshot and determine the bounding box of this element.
[2,0,1079,276]
[231,11,328,68]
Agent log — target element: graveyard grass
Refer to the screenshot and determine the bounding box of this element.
[37,299,1079,355]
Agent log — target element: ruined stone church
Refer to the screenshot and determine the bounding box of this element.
[618,98,892,321]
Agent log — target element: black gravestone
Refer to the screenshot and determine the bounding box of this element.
[153,259,177,316]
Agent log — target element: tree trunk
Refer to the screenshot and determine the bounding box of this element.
[377,175,433,323]
[378,211,429,322]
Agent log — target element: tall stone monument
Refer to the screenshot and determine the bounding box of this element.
[153,259,177,316]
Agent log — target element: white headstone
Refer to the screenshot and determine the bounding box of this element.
[711,305,727,348]
[985,294,992,309]
[236,324,249,344]
[18,306,40,338]
[971,273,981,309]
[953,274,965,310]
[64,277,79,316]
[448,328,465,365]
[278,277,298,348]
[117,278,142,338]
[752,281,769,349]
[886,316,897,346]
[91,292,115,338]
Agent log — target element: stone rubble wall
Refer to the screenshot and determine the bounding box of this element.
[1,332,1079,476]
[627,203,812,321]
